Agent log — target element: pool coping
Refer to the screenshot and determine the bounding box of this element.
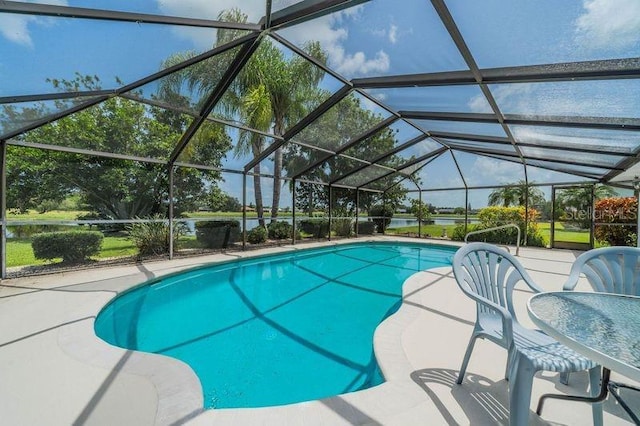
[56,236,463,425]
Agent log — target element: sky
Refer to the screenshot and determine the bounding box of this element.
[1,0,640,209]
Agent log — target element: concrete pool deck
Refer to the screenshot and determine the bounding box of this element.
[1,236,638,425]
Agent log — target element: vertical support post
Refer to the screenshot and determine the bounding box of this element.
[292,179,296,245]
[0,140,6,279]
[524,184,529,247]
[382,191,386,235]
[590,184,595,249]
[464,188,469,237]
[636,180,640,248]
[328,185,332,241]
[242,172,247,251]
[355,189,360,238]
[550,186,556,248]
[418,190,422,238]
[168,165,174,260]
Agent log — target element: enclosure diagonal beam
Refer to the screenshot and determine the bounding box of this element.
[1,34,257,142]
[431,0,528,174]
[602,147,640,182]
[269,0,369,29]
[328,134,430,184]
[449,147,606,180]
[6,140,167,165]
[448,144,622,171]
[402,111,640,132]
[291,116,398,180]
[243,84,352,172]
[374,149,447,192]
[352,57,640,88]
[1,96,111,141]
[169,36,262,165]
[344,146,447,188]
[269,33,351,86]
[427,130,636,156]
[118,33,259,95]
[0,1,261,30]
[0,90,113,105]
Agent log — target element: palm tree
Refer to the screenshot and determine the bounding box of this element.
[158,9,327,226]
[488,180,545,208]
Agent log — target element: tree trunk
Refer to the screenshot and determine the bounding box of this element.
[270,118,285,224]
[253,163,265,228]
[271,147,282,224]
[251,140,265,228]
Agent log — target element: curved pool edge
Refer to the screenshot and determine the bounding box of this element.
[65,237,462,424]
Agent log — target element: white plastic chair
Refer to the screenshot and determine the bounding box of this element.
[564,246,640,296]
[562,246,640,423]
[452,242,601,426]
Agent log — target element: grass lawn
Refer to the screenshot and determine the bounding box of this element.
[537,222,598,245]
[387,221,597,247]
[6,236,137,268]
[7,209,89,221]
[387,223,458,237]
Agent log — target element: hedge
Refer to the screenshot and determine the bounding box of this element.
[247,226,268,244]
[268,221,295,240]
[594,197,638,246]
[451,206,546,247]
[298,219,330,238]
[32,231,103,263]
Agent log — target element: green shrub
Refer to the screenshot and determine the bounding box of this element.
[451,206,545,247]
[369,204,394,233]
[247,226,268,244]
[357,221,376,235]
[267,221,294,240]
[594,197,637,246]
[127,216,183,256]
[298,219,330,238]
[195,220,240,248]
[32,231,103,263]
[332,218,353,237]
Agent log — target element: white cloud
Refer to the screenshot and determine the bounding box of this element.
[575,0,640,51]
[334,49,390,76]
[158,1,388,77]
[158,0,264,21]
[388,24,398,44]
[279,8,390,78]
[0,14,34,46]
[157,0,264,49]
[0,0,68,47]
[469,156,523,186]
[467,93,492,113]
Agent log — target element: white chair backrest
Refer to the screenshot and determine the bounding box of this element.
[564,246,640,296]
[453,242,542,318]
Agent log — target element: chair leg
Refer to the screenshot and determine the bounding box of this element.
[559,371,570,385]
[509,353,535,426]
[589,366,603,426]
[457,333,480,384]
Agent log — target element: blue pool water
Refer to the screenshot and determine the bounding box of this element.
[94,242,455,409]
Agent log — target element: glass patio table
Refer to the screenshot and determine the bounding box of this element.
[528,292,640,423]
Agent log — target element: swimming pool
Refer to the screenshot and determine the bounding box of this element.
[94,242,455,409]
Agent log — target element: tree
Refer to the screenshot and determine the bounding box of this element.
[410,199,433,223]
[287,95,408,214]
[6,75,231,217]
[488,180,545,208]
[160,9,327,225]
[556,185,618,228]
[209,186,242,212]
